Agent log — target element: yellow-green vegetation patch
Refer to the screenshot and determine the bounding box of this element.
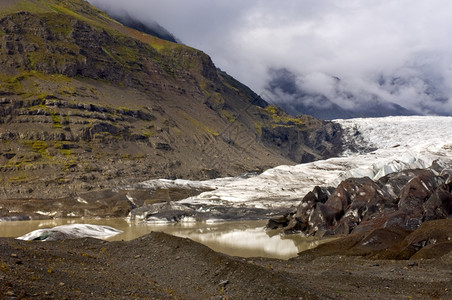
[79,36,147,74]
[117,106,131,113]
[59,149,72,156]
[25,140,49,156]
[52,141,65,147]
[122,26,176,52]
[89,87,98,96]
[15,71,70,83]
[49,112,61,127]
[0,74,26,95]
[45,15,73,36]
[63,159,77,171]
[221,109,236,123]
[254,121,263,135]
[198,80,208,93]
[164,45,196,69]
[101,45,119,64]
[154,44,209,77]
[149,38,171,52]
[265,105,278,114]
[8,174,28,183]
[116,41,139,60]
[6,159,25,168]
[0,71,71,99]
[198,81,224,103]
[142,128,156,137]
[28,100,47,111]
[49,73,72,83]
[213,92,225,106]
[180,111,219,137]
[53,141,73,157]
[23,71,73,85]
[27,40,81,69]
[49,3,82,19]
[48,3,108,30]
[0,261,7,272]
[264,105,305,128]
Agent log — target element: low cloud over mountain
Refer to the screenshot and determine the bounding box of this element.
[87,0,179,43]
[264,68,417,119]
[87,0,452,118]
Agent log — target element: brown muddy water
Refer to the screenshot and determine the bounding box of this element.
[0,218,331,260]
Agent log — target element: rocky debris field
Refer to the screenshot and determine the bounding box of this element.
[0,227,451,299]
[0,186,211,222]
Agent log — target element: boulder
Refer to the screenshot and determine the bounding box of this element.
[266,214,293,230]
[423,182,452,221]
[275,186,333,235]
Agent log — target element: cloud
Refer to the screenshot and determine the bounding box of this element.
[87,0,452,116]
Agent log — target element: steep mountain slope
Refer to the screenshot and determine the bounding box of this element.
[0,0,342,200]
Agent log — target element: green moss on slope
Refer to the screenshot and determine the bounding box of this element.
[263,105,305,128]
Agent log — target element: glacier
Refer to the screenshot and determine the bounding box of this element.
[128,116,452,222]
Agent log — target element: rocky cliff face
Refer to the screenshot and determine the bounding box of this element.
[0,0,342,200]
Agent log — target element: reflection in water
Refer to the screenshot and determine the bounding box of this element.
[0,218,330,260]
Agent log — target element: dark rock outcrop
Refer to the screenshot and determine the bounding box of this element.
[0,185,213,221]
[269,167,452,237]
[260,115,343,163]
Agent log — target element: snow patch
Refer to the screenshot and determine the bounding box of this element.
[126,195,137,207]
[180,216,197,223]
[77,197,88,204]
[35,211,57,217]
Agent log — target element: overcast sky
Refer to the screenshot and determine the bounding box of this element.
[88,0,452,115]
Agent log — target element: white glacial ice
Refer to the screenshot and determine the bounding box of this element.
[17,224,123,241]
[134,116,452,212]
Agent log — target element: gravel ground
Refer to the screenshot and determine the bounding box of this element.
[1,231,451,299]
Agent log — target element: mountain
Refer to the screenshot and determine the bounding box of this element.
[266,68,417,120]
[0,0,342,200]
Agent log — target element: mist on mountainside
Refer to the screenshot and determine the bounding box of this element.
[87,0,179,43]
[107,11,179,43]
[265,68,419,120]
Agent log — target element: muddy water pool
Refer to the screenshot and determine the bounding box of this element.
[0,218,331,260]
